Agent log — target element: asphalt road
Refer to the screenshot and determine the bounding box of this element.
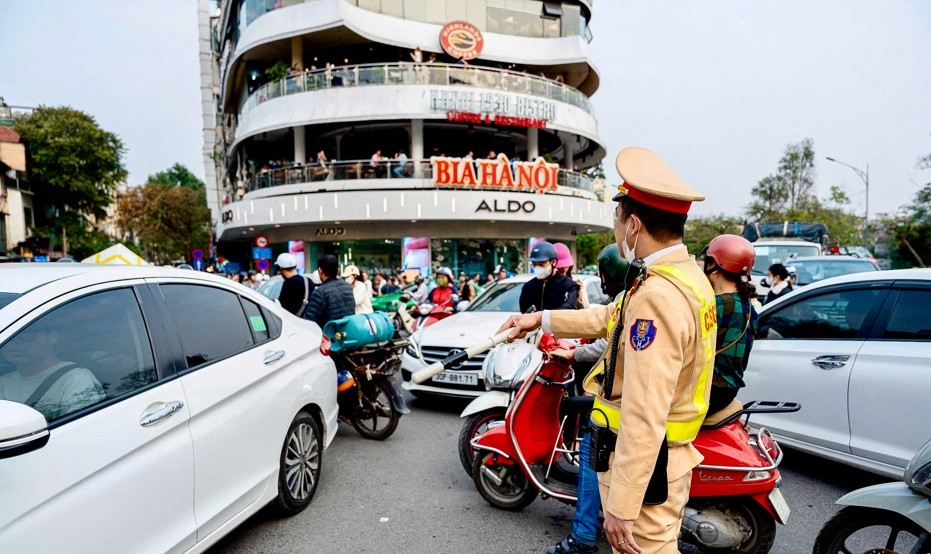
[210,392,890,554]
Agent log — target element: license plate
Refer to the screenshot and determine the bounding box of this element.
[432,371,478,386]
[768,487,791,524]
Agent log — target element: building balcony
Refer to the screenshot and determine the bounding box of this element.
[231,63,599,154]
[236,159,595,199]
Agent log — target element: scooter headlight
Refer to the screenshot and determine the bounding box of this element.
[485,350,534,390]
[418,303,434,314]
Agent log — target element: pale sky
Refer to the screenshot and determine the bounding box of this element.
[2,1,929,220]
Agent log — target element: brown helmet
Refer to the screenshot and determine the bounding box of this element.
[705,234,755,276]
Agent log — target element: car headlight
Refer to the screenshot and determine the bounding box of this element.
[405,336,421,359]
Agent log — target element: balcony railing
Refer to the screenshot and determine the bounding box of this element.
[240,159,594,194]
[239,63,593,117]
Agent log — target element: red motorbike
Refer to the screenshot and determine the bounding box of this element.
[410,295,458,332]
[413,332,800,554]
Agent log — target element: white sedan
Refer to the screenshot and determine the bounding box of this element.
[401,274,609,399]
[742,268,931,478]
[0,264,338,553]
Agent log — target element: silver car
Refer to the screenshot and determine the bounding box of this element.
[742,268,931,478]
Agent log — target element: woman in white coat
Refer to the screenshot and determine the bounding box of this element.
[342,265,373,314]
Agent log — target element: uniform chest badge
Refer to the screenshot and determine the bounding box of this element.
[630,319,657,351]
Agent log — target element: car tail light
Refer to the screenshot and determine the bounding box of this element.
[320,334,331,356]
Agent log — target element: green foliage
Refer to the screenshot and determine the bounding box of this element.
[13,106,126,225]
[747,139,816,221]
[684,214,745,255]
[576,231,614,268]
[890,182,931,267]
[116,182,211,263]
[147,163,206,195]
[265,61,290,82]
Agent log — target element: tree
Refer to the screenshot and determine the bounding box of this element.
[576,231,614,268]
[116,181,211,264]
[147,163,206,194]
[583,161,605,180]
[684,214,745,255]
[746,139,816,221]
[13,106,127,257]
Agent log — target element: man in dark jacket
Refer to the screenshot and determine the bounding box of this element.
[276,253,314,316]
[303,254,356,327]
[519,241,579,314]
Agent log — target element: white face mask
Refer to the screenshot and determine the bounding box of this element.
[621,218,640,263]
[533,264,552,280]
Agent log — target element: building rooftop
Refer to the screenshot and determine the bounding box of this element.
[0,125,21,143]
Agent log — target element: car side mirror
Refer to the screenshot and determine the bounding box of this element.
[0,400,50,459]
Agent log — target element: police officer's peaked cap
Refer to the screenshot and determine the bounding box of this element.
[612,147,704,214]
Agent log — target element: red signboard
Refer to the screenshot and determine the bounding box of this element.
[446,110,548,129]
[430,155,559,195]
[440,21,484,60]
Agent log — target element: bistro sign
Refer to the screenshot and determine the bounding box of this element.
[430,90,557,122]
[446,110,547,129]
[431,155,559,195]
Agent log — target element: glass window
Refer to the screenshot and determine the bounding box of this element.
[0,288,156,422]
[160,284,255,368]
[467,282,522,312]
[759,289,880,340]
[241,298,271,343]
[882,290,931,341]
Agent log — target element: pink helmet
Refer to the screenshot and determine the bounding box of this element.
[553,242,574,269]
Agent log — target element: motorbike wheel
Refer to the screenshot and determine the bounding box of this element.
[351,379,400,441]
[812,506,931,554]
[689,498,776,554]
[458,409,506,475]
[471,451,538,511]
[272,412,322,516]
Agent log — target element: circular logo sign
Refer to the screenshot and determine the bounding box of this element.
[440,21,484,61]
[254,235,269,248]
[256,259,270,271]
[191,248,204,261]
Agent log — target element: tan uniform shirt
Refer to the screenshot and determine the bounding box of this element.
[549,248,714,521]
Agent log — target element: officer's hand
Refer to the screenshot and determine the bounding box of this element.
[496,313,543,340]
[604,511,640,554]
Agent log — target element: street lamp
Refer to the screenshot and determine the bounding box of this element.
[825,156,869,221]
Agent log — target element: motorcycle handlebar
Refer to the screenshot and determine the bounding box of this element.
[411,330,514,384]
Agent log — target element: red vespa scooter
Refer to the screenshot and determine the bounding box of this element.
[413,332,800,554]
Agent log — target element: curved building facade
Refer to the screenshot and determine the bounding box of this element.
[200,0,611,276]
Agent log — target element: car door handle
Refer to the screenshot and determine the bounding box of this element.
[264,350,286,365]
[140,401,185,427]
[811,355,850,370]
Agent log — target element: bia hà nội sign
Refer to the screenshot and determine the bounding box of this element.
[431,155,559,194]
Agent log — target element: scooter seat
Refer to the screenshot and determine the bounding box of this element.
[702,398,743,428]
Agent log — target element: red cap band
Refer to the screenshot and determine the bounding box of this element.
[617,181,693,214]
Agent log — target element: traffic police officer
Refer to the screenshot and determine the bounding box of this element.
[499,147,715,554]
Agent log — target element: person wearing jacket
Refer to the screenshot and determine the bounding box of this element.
[427,266,457,307]
[342,264,373,314]
[518,241,579,314]
[500,147,714,554]
[302,254,356,328]
[763,263,793,305]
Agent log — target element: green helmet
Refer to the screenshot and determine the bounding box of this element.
[598,243,629,296]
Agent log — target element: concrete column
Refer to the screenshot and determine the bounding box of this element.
[291,37,303,70]
[293,126,306,164]
[411,119,424,177]
[564,139,574,170]
[335,134,342,160]
[527,127,539,160]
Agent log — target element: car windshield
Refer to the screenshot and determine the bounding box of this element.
[466,283,522,312]
[751,244,822,275]
[0,292,20,310]
[790,259,879,285]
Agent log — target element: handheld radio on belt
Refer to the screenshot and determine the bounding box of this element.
[589,257,669,505]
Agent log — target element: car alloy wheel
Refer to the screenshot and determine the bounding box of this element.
[273,412,322,516]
